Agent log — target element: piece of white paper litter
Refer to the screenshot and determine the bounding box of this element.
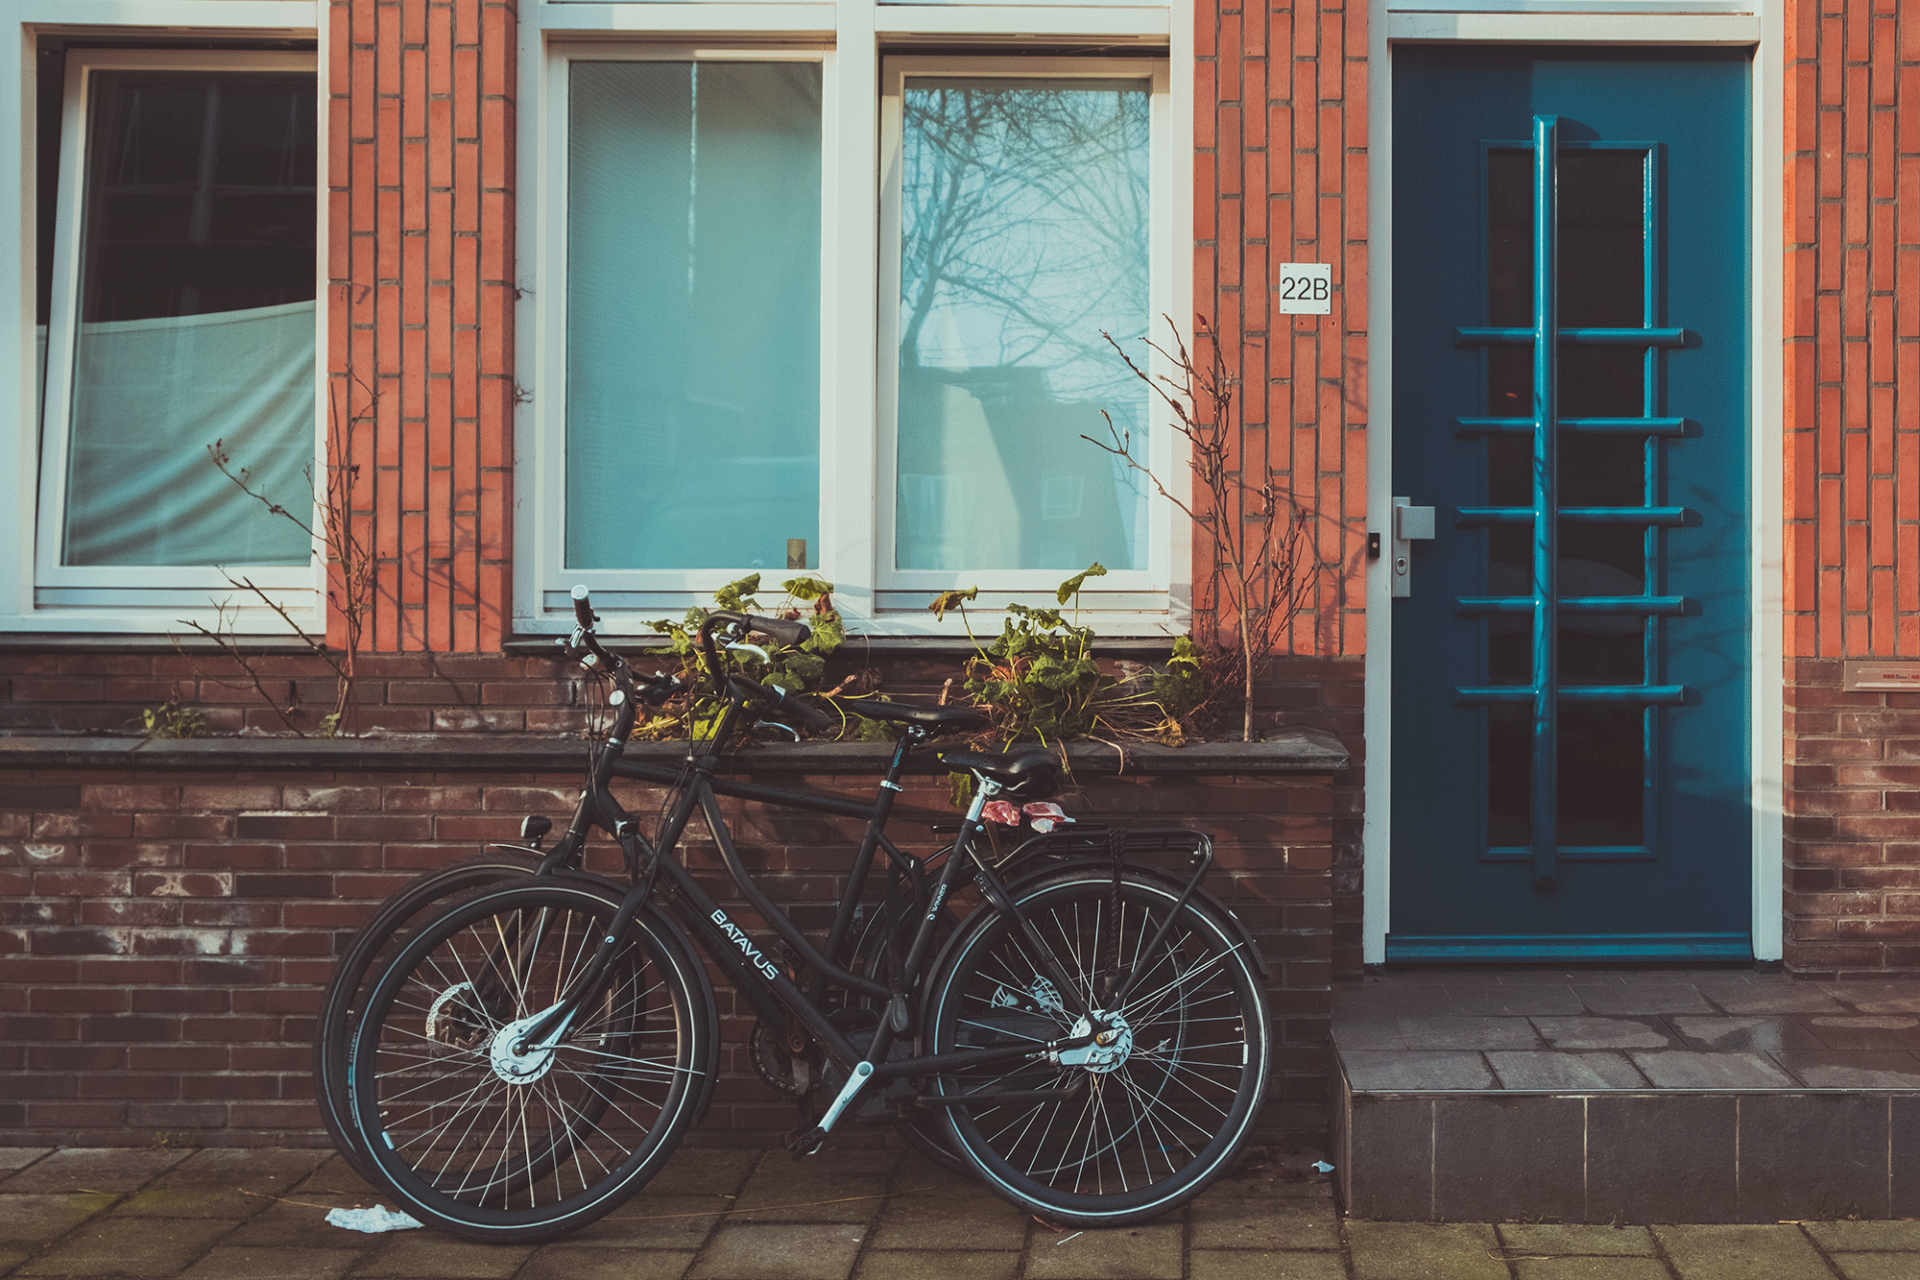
[326,1205,424,1233]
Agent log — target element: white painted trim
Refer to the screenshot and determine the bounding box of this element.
[0,28,324,633]
[1390,0,1750,12]
[1748,0,1783,961]
[22,1,315,31]
[1388,11,1759,41]
[875,7,1168,36]
[1362,1,1394,967]
[529,5,837,36]
[1363,3,1781,965]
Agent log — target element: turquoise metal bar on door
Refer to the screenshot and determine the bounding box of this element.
[1528,115,1560,892]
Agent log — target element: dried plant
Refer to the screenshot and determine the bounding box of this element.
[178,364,377,737]
[1086,315,1326,742]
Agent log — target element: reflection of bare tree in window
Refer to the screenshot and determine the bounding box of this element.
[899,81,1147,395]
[895,80,1150,573]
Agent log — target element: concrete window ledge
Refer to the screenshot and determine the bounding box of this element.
[0,728,1349,775]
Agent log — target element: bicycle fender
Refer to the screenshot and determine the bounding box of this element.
[995,857,1271,979]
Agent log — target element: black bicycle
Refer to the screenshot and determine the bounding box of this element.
[332,589,1271,1241]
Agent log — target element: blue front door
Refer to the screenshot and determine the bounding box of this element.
[1389,48,1753,961]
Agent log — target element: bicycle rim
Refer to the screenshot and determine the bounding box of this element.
[927,872,1269,1225]
[350,881,708,1241]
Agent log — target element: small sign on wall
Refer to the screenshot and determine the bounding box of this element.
[1277,262,1332,315]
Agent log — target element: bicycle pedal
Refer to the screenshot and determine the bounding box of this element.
[786,1126,828,1158]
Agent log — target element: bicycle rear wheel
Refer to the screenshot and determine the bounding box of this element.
[348,880,713,1242]
[924,870,1269,1226]
[314,852,542,1182]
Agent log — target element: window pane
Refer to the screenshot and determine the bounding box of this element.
[565,62,822,572]
[61,71,314,568]
[896,78,1150,573]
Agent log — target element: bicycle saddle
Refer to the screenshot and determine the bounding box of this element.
[936,747,1060,800]
[847,701,989,731]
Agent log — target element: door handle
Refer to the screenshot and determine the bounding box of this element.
[1390,497,1436,598]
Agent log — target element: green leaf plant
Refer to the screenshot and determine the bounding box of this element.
[934,564,1213,749]
[631,575,889,743]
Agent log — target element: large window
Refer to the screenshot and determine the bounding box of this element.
[34,50,318,601]
[534,47,1173,632]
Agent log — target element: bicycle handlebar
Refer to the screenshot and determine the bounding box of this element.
[728,675,834,734]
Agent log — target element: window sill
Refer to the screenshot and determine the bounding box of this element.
[0,728,1348,775]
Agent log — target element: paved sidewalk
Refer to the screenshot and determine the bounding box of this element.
[3,1143,1918,1279]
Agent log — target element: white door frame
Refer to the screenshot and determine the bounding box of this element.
[1361,0,1785,965]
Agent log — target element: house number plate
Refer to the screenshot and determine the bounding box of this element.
[1277,263,1331,315]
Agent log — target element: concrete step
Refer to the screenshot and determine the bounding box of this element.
[1331,968,1920,1223]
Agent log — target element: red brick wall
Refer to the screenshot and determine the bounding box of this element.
[331,0,517,654]
[1781,0,1920,973]
[1197,0,1368,658]
[0,759,1334,1144]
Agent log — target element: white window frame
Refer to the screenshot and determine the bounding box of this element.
[0,3,322,634]
[875,55,1174,611]
[517,2,1193,639]
[34,48,320,604]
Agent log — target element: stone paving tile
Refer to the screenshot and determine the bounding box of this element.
[15,1216,239,1277]
[1022,1223,1182,1280]
[1510,1261,1671,1280]
[1346,1222,1509,1280]
[0,1193,119,1246]
[1694,982,1847,1016]
[176,1245,363,1280]
[853,1251,1019,1280]
[1805,1220,1920,1251]
[4,1148,192,1195]
[1496,1224,1657,1256]
[1189,1251,1347,1280]
[221,1198,386,1250]
[1626,1050,1799,1089]
[0,1150,53,1178]
[0,1249,27,1275]
[1772,1050,1920,1088]
[1444,984,1586,1017]
[1824,986,1920,1015]
[1665,1015,1827,1053]
[348,1235,534,1277]
[1530,1017,1676,1051]
[549,1194,734,1247]
[1573,985,1715,1016]
[1485,1051,1647,1091]
[864,1187,1028,1251]
[1800,1016,1920,1050]
[686,1222,867,1280]
[1340,1051,1497,1091]
[1829,1256,1920,1280]
[517,1246,697,1280]
[1188,1199,1340,1252]
[1396,1017,1544,1051]
[286,1155,384,1200]
[641,1146,763,1198]
[1650,1224,1829,1280]
[727,1163,890,1225]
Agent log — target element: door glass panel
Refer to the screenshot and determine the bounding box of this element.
[1558,705,1644,845]
[1487,703,1530,846]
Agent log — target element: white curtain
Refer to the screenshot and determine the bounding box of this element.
[59,300,315,568]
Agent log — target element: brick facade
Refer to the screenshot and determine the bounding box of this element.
[1781,1,1920,974]
[332,0,517,654]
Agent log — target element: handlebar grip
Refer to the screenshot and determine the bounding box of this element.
[571,584,595,629]
[703,610,811,648]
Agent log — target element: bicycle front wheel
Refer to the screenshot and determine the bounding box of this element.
[314,852,543,1182]
[924,870,1270,1226]
[348,880,713,1242]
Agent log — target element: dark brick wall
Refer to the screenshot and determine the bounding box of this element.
[1,750,1338,1146]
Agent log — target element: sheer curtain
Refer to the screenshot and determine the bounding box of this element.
[61,301,314,567]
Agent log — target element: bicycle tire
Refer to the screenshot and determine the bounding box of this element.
[347,879,713,1242]
[924,869,1270,1226]
[313,852,544,1182]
